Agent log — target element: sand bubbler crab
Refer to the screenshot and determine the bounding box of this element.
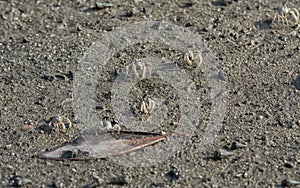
[125,61,151,80]
[47,115,72,132]
[140,96,155,115]
[102,118,121,133]
[176,49,203,67]
[272,1,299,27]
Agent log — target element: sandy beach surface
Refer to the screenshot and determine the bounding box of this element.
[0,0,299,187]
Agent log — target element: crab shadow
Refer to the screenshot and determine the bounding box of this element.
[254,19,273,30]
[292,75,300,90]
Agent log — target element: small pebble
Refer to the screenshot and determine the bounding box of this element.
[83,173,105,188]
[292,75,300,90]
[5,144,12,150]
[150,182,164,187]
[41,74,55,81]
[165,168,179,181]
[9,175,33,187]
[204,24,214,32]
[230,141,247,150]
[102,120,112,130]
[243,172,249,178]
[20,124,34,131]
[92,173,105,185]
[95,2,113,9]
[213,148,235,159]
[283,162,294,168]
[281,179,300,187]
[108,176,128,185]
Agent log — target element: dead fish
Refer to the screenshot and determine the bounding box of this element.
[36,130,166,160]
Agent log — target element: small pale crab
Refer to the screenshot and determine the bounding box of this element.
[125,62,150,80]
[102,119,121,133]
[133,62,147,79]
[176,49,203,67]
[273,2,299,27]
[140,97,155,115]
[48,115,72,132]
